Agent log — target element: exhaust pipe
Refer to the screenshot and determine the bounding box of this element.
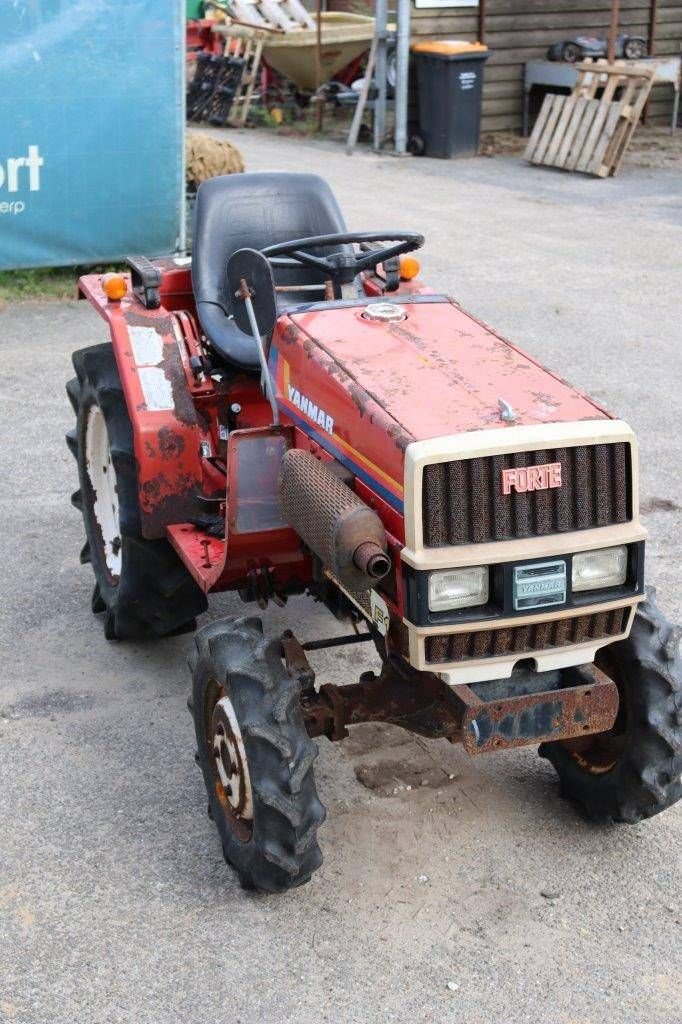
[353,541,391,580]
[279,449,391,591]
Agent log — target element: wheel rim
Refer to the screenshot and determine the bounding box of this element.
[84,404,121,581]
[210,691,254,841]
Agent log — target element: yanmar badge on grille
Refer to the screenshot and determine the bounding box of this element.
[501,461,562,495]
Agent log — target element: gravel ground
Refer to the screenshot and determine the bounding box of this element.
[0,133,680,1024]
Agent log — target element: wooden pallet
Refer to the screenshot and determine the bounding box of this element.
[524,60,656,177]
[213,25,265,127]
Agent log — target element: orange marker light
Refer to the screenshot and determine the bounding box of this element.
[102,273,128,301]
[399,255,420,281]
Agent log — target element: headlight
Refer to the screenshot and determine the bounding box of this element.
[572,545,627,592]
[428,566,489,611]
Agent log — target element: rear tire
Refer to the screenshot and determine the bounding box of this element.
[540,588,682,823]
[189,618,326,893]
[66,343,207,639]
[623,38,646,60]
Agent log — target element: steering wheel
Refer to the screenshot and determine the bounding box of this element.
[260,231,424,287]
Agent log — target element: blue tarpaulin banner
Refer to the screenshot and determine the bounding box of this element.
[0,0,185,269]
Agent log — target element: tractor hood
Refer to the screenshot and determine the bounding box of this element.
[283,298,609,441]
[271,297,612,516]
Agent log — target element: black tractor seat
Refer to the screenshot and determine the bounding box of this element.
[192,172,350,370]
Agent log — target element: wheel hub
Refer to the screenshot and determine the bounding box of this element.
[212,696,253,823]
[84,404,122,579]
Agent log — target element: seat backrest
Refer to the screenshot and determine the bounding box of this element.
[192,172,347,370]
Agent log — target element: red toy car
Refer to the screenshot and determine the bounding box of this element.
[66,173,681,892]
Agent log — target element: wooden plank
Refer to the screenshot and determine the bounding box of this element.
[576,97,616,172]
[553,96,589,166]
[565,98,601,170]
[575,61,655,79]
[482,94,538,116]
[409,13,478,32]
[587,103,624,174]
[523,92,554,161]
[483,80,525,99]
[484,24,647,49]
[483,64,529,82]
[532,94,565,163]
[482,112,527,131]
[469,0,653,12]
[468,9,654,32]
[609,75,656,174]
[599,117,630,175]
[546,93,583,165]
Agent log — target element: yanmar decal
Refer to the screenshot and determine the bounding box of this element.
[286,384,334,435]
[271,349,405,513]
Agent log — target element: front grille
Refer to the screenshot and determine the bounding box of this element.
[422,443,631,547]
[425,607,629,664]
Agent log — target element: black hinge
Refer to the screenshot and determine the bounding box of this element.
[124,255,162,309]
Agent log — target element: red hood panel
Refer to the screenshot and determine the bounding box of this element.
[290,299,609,441]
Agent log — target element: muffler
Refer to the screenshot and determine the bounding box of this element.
[278,449,390,591]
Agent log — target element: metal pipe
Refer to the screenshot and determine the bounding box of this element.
[353,540,391,580]
[315,0,322,87]
[302,633,374,652]
[373,0,388,152]
[648,0,659,56]
[643,0,659,123]
[243,289,279,426]
[607,0,621,63]
[394,0,410,155]
[478,0,488,45]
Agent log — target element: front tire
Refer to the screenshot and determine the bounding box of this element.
[561,42,582,63]
[189,618,326,892]
[540,589,682,823]
[66,343,207,639]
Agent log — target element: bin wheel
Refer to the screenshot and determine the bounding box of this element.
[408,134,425,157]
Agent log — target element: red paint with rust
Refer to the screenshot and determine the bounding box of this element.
[78,272,312,595]
[285,298,611,441]
[78,263,614,608]
[78,273,209,539]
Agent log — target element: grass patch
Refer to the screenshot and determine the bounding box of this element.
[0,264,124,303]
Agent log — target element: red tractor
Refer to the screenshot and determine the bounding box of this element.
[66,173,682,892]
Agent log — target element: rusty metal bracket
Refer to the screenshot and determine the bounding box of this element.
[295,645,620,756]
[282,630,316,697]
[450,663,619,756]
[301,657,464,742]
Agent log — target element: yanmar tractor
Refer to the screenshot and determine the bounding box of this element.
[66,173,682,892]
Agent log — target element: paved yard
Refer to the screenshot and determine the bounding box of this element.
[0,132,680,1024]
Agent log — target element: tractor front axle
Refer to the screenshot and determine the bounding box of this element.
[287,637,619,754]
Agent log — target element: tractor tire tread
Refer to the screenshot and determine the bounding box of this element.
[67,343,207,640]
[66,377,81,414]
[272,682,298,724]
[65,428,78,458]
[540,588,682,823]
[190,618,325,893]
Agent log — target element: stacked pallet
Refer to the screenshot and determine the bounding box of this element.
[524,60,655,177]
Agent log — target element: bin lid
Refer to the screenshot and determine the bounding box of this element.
[411,39,488,56]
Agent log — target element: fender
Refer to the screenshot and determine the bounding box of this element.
[78,272,207,539]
